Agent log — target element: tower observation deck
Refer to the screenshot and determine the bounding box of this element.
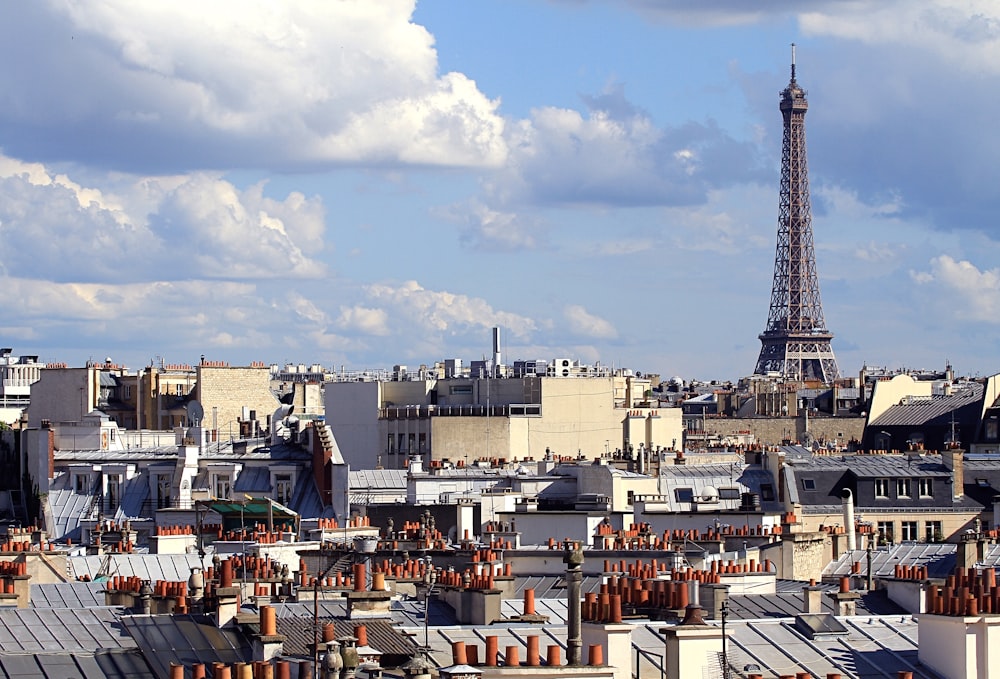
[753,46,840,383]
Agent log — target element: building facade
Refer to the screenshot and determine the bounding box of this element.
[325,369,683,469]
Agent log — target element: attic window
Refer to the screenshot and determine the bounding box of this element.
[978,478,990,487]
[760,484,775,501]
[719,487,740,500]
[802,479,816,491]
[674,488,694,503]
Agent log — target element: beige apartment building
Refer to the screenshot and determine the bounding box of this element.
[325,370,683,469]
[27,360,278,441]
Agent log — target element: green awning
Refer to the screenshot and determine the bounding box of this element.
[207,496,298,531]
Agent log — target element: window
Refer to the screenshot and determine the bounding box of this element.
[925,521,943,542]
[759,484,775,501]
[74,474,89,494]
[719,487,740,500]
[175,383,185,396]
[156,475,171,509]
[215,474,231,500]
[877,520,894,545]
[875,478,889,498]
[896,478,911,498]
[801,478,816,491]
[106,474,121,511]
[275,474,293,505]
[387,434,395,454]
[900,521,918,541]
[987,417,999,441]
[918,478,933,497]
[674,488,694,503]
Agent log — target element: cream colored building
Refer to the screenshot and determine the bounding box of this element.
[325,370,682,469]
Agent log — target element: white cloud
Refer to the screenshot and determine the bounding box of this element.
[912,255,1000,322]
[483,99,765,209]
[0,2,507,171]
[564,305,618,339]
[0,153,326,281]
[800,2,1000,75]
[152,174,327,279]
[364,280,537,338]
[663,185,773,255]
[337,306,390,336]
[438,200,542,252]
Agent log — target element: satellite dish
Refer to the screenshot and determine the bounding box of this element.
[187,400,205,426]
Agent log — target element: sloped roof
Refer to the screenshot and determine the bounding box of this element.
[0,651,154,679]
[823,542,958,579]
[47,472,96,541]
[122,613,252,676]
[70,553,209,582]
[30,581,108,609]
[869,382,983,428]
[0,608,136,652]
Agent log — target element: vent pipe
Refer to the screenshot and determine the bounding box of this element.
[492,327,502,374]
[841,488,856,550]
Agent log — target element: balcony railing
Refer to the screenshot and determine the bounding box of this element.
[379,403,541,419]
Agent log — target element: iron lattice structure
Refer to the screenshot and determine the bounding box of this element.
[754,50,840,383]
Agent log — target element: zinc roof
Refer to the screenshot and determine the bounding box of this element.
[0,607,136,652]
[70,553,209,582]
[869,382,983,427]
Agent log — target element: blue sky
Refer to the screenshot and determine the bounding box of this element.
[1,1,998,381]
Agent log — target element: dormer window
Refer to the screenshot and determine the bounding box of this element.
[674,488,694,503]
[73,473,90,494]
[875,478,890,498]
[896,479,911,498]
[214,475,231,500]
[918,478,933,497]
[275,474,293,505]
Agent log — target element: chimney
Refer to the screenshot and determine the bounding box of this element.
[841,489,856,551]
[345,567,393,619]
[661,594,730,679]
[916,608,1000,679]
[0,561,31,609]
[956,533,986,570]
[564,541,584,665]
[251,605,286,661]
[215,586,241,628]
[492,326,502,375]
[803,580,823,615]
[826,577,860,617]
[942,448,964,499]
[582,594,634,679]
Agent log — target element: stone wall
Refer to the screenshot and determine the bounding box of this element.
[196,366,279,436]
[701,415,865,447]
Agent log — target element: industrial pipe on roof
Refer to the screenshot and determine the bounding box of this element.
[841,488,856,551]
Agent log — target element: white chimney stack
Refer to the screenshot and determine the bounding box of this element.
[842,488,856,551]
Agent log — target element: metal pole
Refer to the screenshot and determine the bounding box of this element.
[866,540,874,590]
[313,570,319,679]
[721,600,729,679]
[424,557,435,651]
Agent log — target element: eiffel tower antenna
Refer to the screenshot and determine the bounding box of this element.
[753,47,840,383]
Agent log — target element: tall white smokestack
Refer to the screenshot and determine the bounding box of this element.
[492,326,502,374]
[842,488,856,550]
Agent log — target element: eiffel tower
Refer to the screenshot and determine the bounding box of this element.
[754,45,840,383]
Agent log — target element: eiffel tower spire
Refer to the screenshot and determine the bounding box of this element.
[754,46,840,383]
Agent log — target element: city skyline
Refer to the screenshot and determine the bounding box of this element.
[1,2,998,381]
